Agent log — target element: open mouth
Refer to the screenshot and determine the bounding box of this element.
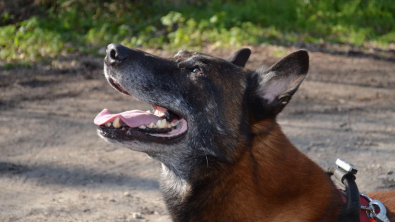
[108,77,130,95]
[94,77,188,142]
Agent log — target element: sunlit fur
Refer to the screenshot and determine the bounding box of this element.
[100,45,395,222]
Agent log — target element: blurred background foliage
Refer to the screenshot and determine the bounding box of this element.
[0,0,394,63]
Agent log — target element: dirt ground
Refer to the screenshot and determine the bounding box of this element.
[1,45,394,222]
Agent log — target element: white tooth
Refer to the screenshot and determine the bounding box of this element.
[167,124,172,128]
[158,113,166,117]
[105,122,112,127]
[171,122,176,127]
[146,110,152,113]
[113,117,121,128]
[159,119,169,128]
[160,119,167,128]
[148,123,157,128]
[138,125,146,129]
[156,120,163,128]
[154,110,160,116]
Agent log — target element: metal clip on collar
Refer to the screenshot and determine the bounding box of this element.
[334,159,361,222]
[360,193,390,222]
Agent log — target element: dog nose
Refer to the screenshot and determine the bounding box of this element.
[106,43,129,65]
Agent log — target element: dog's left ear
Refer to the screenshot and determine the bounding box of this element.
[225,48,251,67]
[251,50,309,119]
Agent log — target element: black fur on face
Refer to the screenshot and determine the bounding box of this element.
[102,45,253,177]
[100,44,308,179]
[98,44,309,221]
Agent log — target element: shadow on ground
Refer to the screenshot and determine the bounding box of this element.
[0,161,159,189]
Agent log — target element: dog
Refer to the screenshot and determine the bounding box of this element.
[94,44,395,222]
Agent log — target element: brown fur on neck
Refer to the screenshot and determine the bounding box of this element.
[167,121,341,222]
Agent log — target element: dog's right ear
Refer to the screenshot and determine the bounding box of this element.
[225,48,251,67]
[249,50,309,121]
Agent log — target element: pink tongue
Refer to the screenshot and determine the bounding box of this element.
[94,109,162,128]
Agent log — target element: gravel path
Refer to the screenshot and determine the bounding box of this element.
[1,46,394,221]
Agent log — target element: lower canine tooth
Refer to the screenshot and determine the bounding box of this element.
[113,117,121,128]
[156,120,163,128]
[105,122,112,127]
[138,125,146,129]
[157,119,168,128]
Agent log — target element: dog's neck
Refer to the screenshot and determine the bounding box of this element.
[160,121,340,222]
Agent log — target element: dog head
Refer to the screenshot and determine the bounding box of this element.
[94,44,308,176]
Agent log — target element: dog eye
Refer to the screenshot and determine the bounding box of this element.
[192,68,203,75]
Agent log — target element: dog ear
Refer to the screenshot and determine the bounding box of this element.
[251,50,309,118]
[225,48,251,67]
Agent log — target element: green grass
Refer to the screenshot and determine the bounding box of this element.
[1,0,394,63]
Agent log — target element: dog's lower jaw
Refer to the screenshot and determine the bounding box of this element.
[160,122,342,222]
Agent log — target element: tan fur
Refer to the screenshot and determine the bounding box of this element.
[196,120,395,221]
[194,121,342,221]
